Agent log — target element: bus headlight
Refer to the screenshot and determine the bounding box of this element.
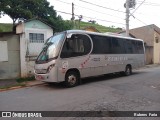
[35,64,55,74]
[47,64,55,73]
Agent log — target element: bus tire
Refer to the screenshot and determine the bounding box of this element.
[124,65,132,76]
[64,71,79,87]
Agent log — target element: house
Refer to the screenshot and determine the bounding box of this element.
[119,24,160,64]
[16,18,53,77]
[0,32,20,79]
[83,26,99,32]
[0,19,53,79]
[117,32,136,38]
[104,32,136,38]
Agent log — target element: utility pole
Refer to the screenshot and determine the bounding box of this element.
[126,0,130,37]
[78,15,83,29]
[124,0,136,36]
[71,3,75,28]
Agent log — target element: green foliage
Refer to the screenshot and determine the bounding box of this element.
[16,76,35,83]
[0,0,73,32]
[0,0,32,25]
[44,16,73,32]
[0,23,12,32]
[75,21,122,33]
[0,0,56,23]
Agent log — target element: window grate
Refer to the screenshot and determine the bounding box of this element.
[29,33,44,43]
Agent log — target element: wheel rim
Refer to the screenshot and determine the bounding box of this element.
[68,75,77,85]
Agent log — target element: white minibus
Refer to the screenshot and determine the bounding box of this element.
[34,30,145,87]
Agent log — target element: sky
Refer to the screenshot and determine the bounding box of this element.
[0,0,160,30]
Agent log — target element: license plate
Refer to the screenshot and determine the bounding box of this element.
[36,75,44,80]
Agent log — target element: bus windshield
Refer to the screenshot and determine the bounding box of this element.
[36,33,65,63]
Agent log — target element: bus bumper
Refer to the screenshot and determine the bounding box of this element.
[34,69,58,83]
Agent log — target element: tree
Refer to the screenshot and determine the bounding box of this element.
[46,15,73,32]
[0,0,73,31]
[0,0,32,26]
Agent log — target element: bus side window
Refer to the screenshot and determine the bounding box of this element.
[60,39,72,58]
[137,41,144,54]
[79,39,84,52]
[67,39,74,51]
[90,35,112,54]
[124,40,134,54]
[111,37,125,54]
[60,34,91,58]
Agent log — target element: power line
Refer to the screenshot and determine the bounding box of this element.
[54,0,71,5]
[54,0,160,17]
[54,0,125,20]
[131,11,158,18]
[137,1,160,6]
[130,0,146,16]
[55,10,125,25]
[131,16,156,33]
[54,0,125,26]
[74,4,125,20]
[55,0,125,19]
[56,10,72,15]
[82,15,125,25]
[131,0,146,15]
[79,0,125,13]
[137,3,160,7]
[55,0,160,7]
[134,17,148,26]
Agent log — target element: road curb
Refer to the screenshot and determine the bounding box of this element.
[0,81,45,92]
[0,86,25,92]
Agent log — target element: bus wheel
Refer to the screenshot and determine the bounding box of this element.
[65,71,79,87]
[124,65,132,76]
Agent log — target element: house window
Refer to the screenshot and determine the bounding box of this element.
[155,36,159,43]
[29,33,44,43]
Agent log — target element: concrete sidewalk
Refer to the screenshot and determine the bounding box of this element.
[141,64,160,69]
[25,80,44,87]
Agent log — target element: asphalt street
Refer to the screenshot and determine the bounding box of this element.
[0,66,160,120]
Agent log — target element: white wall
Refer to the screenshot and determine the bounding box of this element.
[0,41,8,62]
[0,34,20,79]
[25,28,52,56]
[154,32,160,64]
[18,20,53,77]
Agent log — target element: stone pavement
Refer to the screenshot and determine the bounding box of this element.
[0,79,18,87]
[0,64,159,90]
[0,79,44,89]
